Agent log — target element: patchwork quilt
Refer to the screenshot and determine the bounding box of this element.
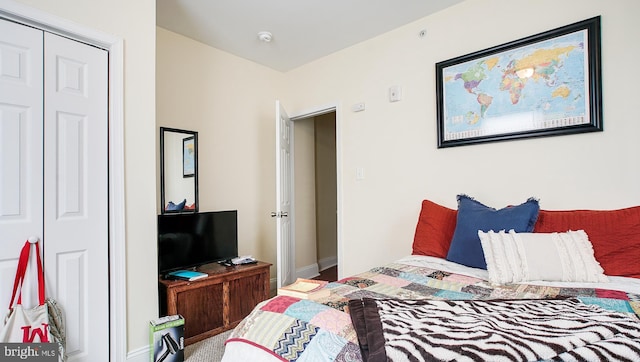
[226,262,640,362]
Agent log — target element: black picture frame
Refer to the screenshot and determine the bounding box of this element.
[436,16,602,148]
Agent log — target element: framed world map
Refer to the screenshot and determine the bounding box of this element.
[436,16,602,148]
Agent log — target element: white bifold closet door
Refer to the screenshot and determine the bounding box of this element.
[0,18,109,361]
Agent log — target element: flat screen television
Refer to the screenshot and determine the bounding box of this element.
[157,210,238,276]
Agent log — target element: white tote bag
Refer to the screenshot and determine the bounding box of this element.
[0,240,52,343]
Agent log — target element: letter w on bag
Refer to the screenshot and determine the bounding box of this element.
[21,323,49,343]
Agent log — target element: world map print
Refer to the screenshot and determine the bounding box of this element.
[442,29,590,141]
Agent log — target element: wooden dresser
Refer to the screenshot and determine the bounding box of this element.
[158,261,271,345]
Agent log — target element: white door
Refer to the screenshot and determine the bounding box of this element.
[0,18,44,309]
[275,101,295,288]
[44,32,109,361]
[0,19,109,361]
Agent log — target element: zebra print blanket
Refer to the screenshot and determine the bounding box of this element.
[349,297,640,362]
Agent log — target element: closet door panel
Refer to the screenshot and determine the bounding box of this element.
[44,32,108,361]
[0,19,44,309]
[55,112,85,216]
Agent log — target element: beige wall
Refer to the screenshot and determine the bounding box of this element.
[156,28,285,279]
[157,0,640,281]
[283,0,640,276]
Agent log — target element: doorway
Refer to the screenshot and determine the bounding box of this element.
[292,112,338,281]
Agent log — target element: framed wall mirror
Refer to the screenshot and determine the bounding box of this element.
[160,127,199,214]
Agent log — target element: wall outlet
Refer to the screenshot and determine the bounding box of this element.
[389,86,402,102]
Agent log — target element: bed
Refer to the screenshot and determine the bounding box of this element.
[221,196,640,361]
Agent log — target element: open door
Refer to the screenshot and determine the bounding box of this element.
[274,101,295,288]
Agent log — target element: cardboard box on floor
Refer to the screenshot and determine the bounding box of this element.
[150,315,184,362]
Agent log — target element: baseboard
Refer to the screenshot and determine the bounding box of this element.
[126,345,148,362]
[318,256,337,271]
[296,263,320,279]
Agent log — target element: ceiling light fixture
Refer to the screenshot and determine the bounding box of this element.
[257,31,273,43]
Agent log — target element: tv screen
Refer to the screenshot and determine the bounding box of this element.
[157,210,238,275]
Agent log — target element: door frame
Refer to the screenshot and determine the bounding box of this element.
[0,2,126,361]
[288,102,343,281]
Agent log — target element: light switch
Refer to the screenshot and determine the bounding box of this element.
[352,102,365,112]
[356,168,365,180]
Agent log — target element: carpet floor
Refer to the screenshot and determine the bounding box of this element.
[184,330,231,362]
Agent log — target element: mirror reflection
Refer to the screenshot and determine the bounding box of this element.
[160,127,198,214]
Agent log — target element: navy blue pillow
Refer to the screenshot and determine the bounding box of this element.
[446,195,540,269]
[166,199,186,211]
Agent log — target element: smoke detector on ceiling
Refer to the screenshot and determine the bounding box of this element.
[257,31,273,43]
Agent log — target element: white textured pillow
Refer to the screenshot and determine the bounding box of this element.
[478,229,608,285]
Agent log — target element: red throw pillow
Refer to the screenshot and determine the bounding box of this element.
[412,200,458,258]
[184,203,195,210]
[534,206,640,279]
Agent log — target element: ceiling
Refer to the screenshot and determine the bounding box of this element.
[156,0,465,72]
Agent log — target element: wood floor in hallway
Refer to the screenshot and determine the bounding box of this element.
[313,265,337,282]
